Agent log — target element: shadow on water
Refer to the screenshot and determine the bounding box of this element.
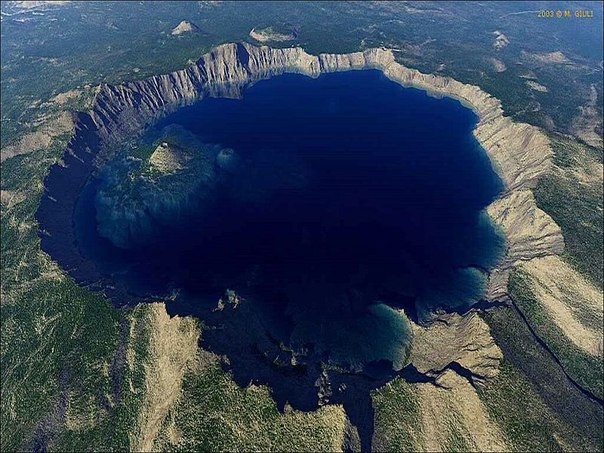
[40,70,506,450]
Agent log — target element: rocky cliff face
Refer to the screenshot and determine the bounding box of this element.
[38,41,563,303]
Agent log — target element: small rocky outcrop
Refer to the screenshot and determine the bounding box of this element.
[492,31,509,50]
[249,26,297,43]
[171,20,200,36]
[408,312,503,386]
[148,142,191,173]
[215,147,239,173]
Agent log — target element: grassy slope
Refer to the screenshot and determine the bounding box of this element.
[153,360,346,452]
[509,268,603,399]
[0,143,130,450]
[371,377,423,452]
[480,306,603,452]
[478,359,586,452]
[534,135,603,288]
[478,132,603,451]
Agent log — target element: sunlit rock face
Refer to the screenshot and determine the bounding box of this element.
[36,43,560,451]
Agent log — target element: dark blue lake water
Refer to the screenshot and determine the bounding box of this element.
[72,69,504,445]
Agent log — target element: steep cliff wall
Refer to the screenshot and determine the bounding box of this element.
[37,42,563,302]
